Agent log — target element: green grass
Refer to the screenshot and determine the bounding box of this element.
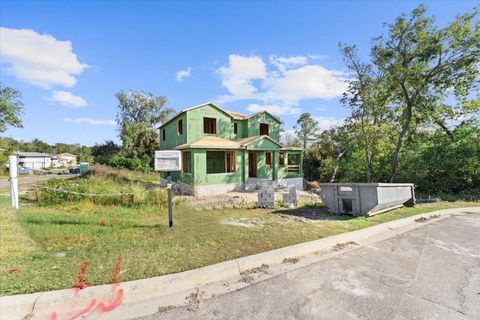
[1,194,478,296]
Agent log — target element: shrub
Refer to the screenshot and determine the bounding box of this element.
[109,155,151,172]
[33,176,168,208]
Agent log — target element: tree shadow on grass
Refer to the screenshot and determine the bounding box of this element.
[271,205,354,221]
[23,218,162,229]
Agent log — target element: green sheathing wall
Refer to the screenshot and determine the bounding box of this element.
[159,113,187,150]
[232,120,248,140]
[191,149,245,186]
[186,104,235,142]
[277,151,304,179]
[245,138,280,151]
[247,112,281,142]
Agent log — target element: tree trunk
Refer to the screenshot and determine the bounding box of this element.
[390,102,412,182]
[360,114,372,182]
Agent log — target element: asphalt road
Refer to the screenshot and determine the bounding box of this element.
[0,174,74,189]
[142,213,480,320]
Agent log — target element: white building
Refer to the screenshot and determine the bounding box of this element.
[55,153,77,167]
[15,152,53,169]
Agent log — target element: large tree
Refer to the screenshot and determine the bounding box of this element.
[340,45,392,182]
[294,113,319,149]
[371,6,480,181]
[115,91,175,163]
[0,83,24,133]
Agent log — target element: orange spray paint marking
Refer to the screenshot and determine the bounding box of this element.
[8,268,21,274]
[108,257,122,284]
[74,261,90,291]
[49,258,124,319]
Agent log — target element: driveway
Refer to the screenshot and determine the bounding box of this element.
[141,213,480,320]
[0,174,75,189]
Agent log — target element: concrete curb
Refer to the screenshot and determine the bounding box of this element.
[1,206,479,319]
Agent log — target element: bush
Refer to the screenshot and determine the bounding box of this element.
[33,176,167,208]
[109,155,151,171]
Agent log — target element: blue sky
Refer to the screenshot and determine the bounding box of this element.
[0,0,476,146]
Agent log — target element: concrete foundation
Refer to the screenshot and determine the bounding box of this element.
[194,182,245,197]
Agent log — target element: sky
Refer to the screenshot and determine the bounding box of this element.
[0,0,477,146]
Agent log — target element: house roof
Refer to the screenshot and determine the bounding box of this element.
[14,152,52,158]
[57,153,77,157]
[158,102,282,129]
[175,136,241,150]
[175,135,286,150]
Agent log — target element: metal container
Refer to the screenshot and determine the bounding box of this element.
[79,162,89,175]
[320,183,415,216]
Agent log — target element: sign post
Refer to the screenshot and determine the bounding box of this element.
[9,155,19,209]
[154,151,182,228]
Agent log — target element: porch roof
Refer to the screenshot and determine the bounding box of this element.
[175,136,241,150]
[174,135,285,150]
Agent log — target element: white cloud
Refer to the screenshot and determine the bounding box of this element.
[217,55,266,102]
[269,55,308,73]
[263,65,347,102]
[314,116,344,131]
[216,54,347,110]
[247,103,301,116]
[0,27,88,88]
[51,91,87,108]
[175,67,191,82]
[316,105,328,112]
[64,117,116,126]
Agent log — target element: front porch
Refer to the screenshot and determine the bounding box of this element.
[169,135,303,196]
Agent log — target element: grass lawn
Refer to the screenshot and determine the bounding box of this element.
[1,194,478,296]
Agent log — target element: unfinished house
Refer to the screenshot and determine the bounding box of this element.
[158,102,303,196]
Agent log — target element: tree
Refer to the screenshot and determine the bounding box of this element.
[315,125,354,182]
[294,113,319,149]
[0,83,24,133]
[340,45,393,182]
[371,6,480,181]
[115,91,175,166]
[91,140,121,165]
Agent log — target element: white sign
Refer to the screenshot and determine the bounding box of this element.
[154,150,182,171]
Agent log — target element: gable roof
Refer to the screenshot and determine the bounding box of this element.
[237,135,283,147]
[158,102,282,129]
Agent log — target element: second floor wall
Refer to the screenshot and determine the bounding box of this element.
[159,103,281,150]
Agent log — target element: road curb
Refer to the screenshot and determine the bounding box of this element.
[1,206,479,319]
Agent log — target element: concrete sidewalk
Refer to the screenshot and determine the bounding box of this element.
[1,207,479,320]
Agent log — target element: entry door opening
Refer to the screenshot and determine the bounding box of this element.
[249,152,257,178]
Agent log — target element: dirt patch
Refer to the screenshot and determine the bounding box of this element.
[333,241,358,251]
[240,264,270,276]
[282,257,299,264]
[222,217,267,228]
[158,305,177,314]
[240,264,270,284]
[415,214,441,223]
[185,288,205,311]
[184,189,321,210]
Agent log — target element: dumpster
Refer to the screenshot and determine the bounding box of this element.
[79,162,89,175]
[320,183,415,216]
